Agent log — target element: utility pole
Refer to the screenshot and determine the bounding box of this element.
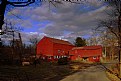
[11,31,14,65]
[0,0,35,46]
[18,32,23,65]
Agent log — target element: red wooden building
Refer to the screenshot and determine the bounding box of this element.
[36,36,74,61]
[69,45,102,62]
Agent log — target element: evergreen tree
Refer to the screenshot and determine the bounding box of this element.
[74,37,86,47]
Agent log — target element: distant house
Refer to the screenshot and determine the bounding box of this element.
[69,45,102,62]
[36,36,74,61]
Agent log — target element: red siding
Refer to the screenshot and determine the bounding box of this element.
[37,36,102,62]
[53,43,74,56]
[36,36,74,61]
[37,37,53,56]
[69,45,102,62]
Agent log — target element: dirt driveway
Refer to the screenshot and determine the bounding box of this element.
[60,65,111,81]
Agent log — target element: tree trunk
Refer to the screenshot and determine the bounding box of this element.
[119,39,121,78]
[117,4,121,77]
[0,0,7,46]
[0,0,7,30]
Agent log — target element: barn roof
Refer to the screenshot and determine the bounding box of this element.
[72,45,102,50]
[45,36,73,46]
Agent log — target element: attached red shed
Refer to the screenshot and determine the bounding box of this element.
[36,36,74,61]
[69,45,102,62]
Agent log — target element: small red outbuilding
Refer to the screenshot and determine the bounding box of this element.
[69,45,102,62]
[36,36,74,61]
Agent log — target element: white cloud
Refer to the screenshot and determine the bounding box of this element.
[5,0,109,43]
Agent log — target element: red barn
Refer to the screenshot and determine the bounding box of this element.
[69,45,102,62]
[36,36,74,61]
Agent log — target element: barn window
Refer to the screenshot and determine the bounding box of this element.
[56,56,58,59]
[58,50,61,53]
[54,56,56,59]
[64,56,67,57]
[48,56,51,59]
[93,56,96,59]
[58,56,61,58]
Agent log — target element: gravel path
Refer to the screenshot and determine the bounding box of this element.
[60,65,111,81]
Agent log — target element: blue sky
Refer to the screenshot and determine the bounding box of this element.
[3,0,110,44]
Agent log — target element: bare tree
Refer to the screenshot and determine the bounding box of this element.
[1,19,24,65]
[87,36,99,46]
[100,31,118,60]
[29,35,39,55]
[97,0,121,77]
[86,30,100,46]
[29,35,39,67]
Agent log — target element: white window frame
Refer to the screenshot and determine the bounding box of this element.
[93,56,97,59]
[56,56,58,59]
[48,56,51,59]
[54,56,56,59]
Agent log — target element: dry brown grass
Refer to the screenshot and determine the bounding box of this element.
[0,62,76,81]
[0,61,93,81]
[70,65,80,70]
[106,71,120,81]
[69,61,92,71]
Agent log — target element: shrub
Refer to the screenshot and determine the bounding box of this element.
[58,57,69,65]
